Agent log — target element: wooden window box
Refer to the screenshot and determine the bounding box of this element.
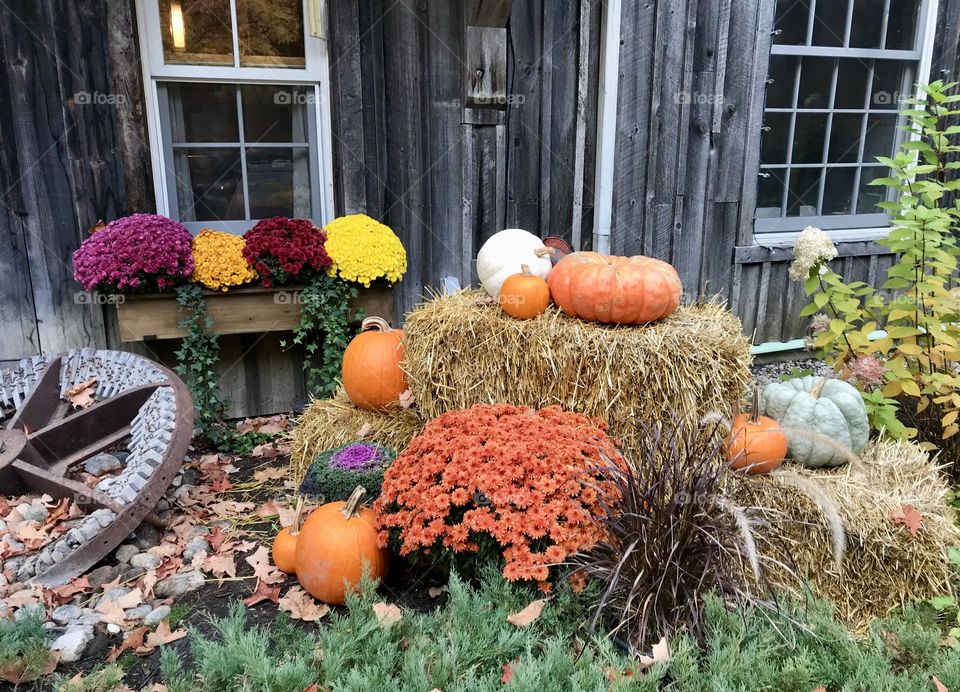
[114,285,394,342]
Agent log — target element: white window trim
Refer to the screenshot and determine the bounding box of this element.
[134,0,335,230]
[754,0,941,243]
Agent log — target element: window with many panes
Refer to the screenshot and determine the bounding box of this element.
[136,0,332,234]
[755,0,937,236]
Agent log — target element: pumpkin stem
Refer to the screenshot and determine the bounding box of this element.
[810,377,828,398]
[361,316,392,333]
[520,264,533,277]
[341,486,367,519]
[749,385,762,424]
[533,247,552,258]
[290,495,304,536]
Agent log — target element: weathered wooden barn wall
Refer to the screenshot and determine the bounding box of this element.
[606,0,960,345]
[326,0,602,318]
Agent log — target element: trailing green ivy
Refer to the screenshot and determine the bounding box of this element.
[282,274,359,397]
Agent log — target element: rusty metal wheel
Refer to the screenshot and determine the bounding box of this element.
[0,349,193,586]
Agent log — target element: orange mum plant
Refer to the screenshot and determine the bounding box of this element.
[374,403,625,590]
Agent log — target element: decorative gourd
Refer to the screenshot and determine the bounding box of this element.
[341,316,406,412]
[547,251,682,324]
[499,264,550,319]
[725,389,787,474]
[761,376,868,468]
[272,496,303,574]
[294,486,387,605]
[476,229,552,298]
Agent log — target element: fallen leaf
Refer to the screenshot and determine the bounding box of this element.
[475,293,496,306]
[252,443,280,458]
[253,467,288,482]
[356,422,373,438]
[211,478,234,492]
[811,687,827,692]
[500,658,520,684]
[279,587,330,622]
[206,527,227,551]
[398,389,416,409]
[890,504,923,536]
[1,650,59,683]
[637,636,671,672]
[6,588,40,608]
[143,620,188,649]
[428,586,446,598]
[302,685,319,692]
[934,676,948,692]
[243,579,282,606]
[96,599,128,627]
[66,379,97,408]
[372,602,403,629]
[506,599,546,628]
[107,627,148,662]
[245,545,286,585]
[201,552,237,578]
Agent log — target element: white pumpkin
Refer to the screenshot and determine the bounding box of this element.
[760,376,869,468]
[476,229,552,298]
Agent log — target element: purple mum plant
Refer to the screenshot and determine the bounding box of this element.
[72,214,194,294]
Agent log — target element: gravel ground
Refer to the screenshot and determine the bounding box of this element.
[750,356,835,389]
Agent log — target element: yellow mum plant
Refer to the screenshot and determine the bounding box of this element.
[191,229,257,291]
[324,214,407,286]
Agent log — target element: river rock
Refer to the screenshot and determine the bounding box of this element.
[154,570,204,598]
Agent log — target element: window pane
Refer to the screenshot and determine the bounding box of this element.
[849,0,885,48]
[798,57,833,108]
[828,113,864,163]
[241,85,309,143]
[792,114,828,163]
[870,60,911,109]
[822,168,857,214]
[886,0,920,49]
[811,0,848,46]
[857,166,889,213]
[237,0,306,68]
[166,83,239,143]
[834,59,870,108]
[862,114,899,163]
[246,148,313,218]
[774,0,810,45]
[757,169,787,217]
[172,148,244,221]
[761,113,792,164]
[787,168,821,216]
[767,56,798,109]
[159,0,233,66]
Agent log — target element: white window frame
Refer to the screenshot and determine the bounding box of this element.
[134,0,335,231]
[754,0,941,243]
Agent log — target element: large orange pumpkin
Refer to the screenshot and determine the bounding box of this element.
[272,497,303,574]
[546,251,682,324]
[499,264,550,319]
[725,393,787,474]
[294,487,387,605]
[342,316,406,411]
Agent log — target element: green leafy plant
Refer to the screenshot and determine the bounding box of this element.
[779,366,814,381]
[794,81,960,459]
[281,273,359,397]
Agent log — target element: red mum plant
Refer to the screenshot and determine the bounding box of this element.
[242,217,332,287]
[72,213,194,293]
[374,403,625,591]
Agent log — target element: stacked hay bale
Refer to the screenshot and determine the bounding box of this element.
[402,290,752,460]
[729,439,960,630]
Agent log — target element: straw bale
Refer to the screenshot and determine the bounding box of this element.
[402,290,751,459]
[289,389,422,486]
[729,440,960,630]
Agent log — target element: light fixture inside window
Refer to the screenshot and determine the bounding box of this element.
[170,1,186,51]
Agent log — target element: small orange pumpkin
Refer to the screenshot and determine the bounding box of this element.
[726,390,787,474]
[272,496,303,573]
[342,316,407,411]
[499,264,551,319]
[294,486,387,605]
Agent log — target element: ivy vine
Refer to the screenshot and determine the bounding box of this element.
[282,274,359,397]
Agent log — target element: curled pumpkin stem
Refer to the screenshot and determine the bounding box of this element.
[361,316,392,333]
[291,495,305,536]
[341,486,367,519]
[534,247,552,258]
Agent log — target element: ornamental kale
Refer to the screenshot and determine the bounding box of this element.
[299,442,396,502]
[72,213,194,293]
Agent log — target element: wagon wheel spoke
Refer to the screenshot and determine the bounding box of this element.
[23,384,161,473]
[6,356,64,433]
[11,460,126,515]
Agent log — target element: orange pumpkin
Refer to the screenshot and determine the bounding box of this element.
[725,392,787,474]
[342,316,407,411]
[499,264,551,319]
[294,486,387,605]
[547,251,682,324]
[272,497,303,573]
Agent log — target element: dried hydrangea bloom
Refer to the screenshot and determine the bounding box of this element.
[810,313,832,334]
[789,226,838,282]
[846,355,886,388]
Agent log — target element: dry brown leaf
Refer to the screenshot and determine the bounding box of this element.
[245,545,286,584]
[96,599,128,627]
[372,602,402,629]
[143,620,188,649]
[208,500,255,515]
[1,650,59,683]
[107,627,148,662]
[201,552,237,578]
[279,587,330,622]
[933,676,948,692]
[66,379,97,408]
[506,599,546,628]
[637,637,671,672]
[6,588,40,608]
[890,504,923,536]
[398,389,416,409]
[243,579,282,606]
[252,443,281,458]
[356,422,373,438]
[428,586,446,598]
[500,658,520,684]
[811,687,827,692]
[302,684,319,692]
[253,467,288,482]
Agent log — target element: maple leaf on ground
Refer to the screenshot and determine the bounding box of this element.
[66,379,97,409]
[243,579,281,606]
[206,526,227,551]
[253,466,288,483]
[356,422,373,439]
[428,586,446,598]
[211,478,234,492]
[372,602,402,629]
[143,620,188,649]
[201,552,237,578]
[6,588,40,608]
[279,587,330,622]
[398,389,416,409]
[107,627,148,662]
[933,675,948,692]
[257,500,299,527]
[890,504,923,536]
[208,500,255,515]
[52,576,90,602]
[506,599,546,628]
[252,443,281,459]
[1,650,59,683]
[96,600,128,627]
[500,658,520,684]
[245,545,286,584]
[637,637,671,672]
